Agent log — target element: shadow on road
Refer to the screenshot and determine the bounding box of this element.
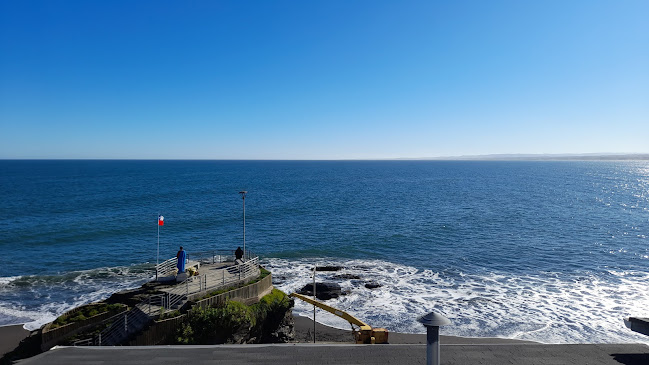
[611,353,649,365]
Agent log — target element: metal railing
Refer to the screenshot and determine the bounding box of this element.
[75,253,260,347]
[155,257,178,278]
[72,305,149,347]
[155,250,255,278]
[160,256,260,308]
[188,250,256,264]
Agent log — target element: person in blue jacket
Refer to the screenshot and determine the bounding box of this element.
[176,246,186,273]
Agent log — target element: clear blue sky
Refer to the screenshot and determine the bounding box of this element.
[1,0,647,159]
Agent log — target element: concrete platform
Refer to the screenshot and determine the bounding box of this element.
[18,343,649,365]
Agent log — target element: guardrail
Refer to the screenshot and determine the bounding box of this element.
[155,250,256,278]
[161,257,260,307]
[75,254,260,347]
[155,257,178,278]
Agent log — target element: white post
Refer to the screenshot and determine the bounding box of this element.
[156,214,160,281]
[243,195,245,259]
[313,266,316,343]
[239,191,247,261]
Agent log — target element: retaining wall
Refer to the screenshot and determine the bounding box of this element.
[191,273,273,309]
[128,314,187,346]
[41,304,127,350]
[127,273,273,346]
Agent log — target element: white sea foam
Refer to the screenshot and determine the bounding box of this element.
[0,276,22,286]
[0,265,153,330]
[264,258,649,344]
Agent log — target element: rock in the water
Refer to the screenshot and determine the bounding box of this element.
[297,282,343,300]
[315,266,343,272]
[364,281,381,289]
[334,274,361,280]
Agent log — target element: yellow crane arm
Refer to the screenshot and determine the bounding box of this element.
[289,293,369,328]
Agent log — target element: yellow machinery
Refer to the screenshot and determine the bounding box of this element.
[290,293,389,344]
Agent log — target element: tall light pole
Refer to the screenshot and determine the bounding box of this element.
[313,266,317,343]
[239,191,247,260]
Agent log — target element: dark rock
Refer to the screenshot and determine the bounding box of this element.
[297,282,343,300]
[364,281,381,289]
[105,288,148,307]
[263,308,295,343]
[334,274,361,280]
[315,266,342,272]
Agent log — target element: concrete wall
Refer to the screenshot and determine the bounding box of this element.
[128,273,273,346]
[192,274,273,309]
[129,314,187,346]
[41,304,127,350]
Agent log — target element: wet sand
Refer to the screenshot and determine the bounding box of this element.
[0,324,30,357]
[293,315,538,344]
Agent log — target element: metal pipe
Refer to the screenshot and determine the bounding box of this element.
[426,326,440,365]
[418,312,451,365]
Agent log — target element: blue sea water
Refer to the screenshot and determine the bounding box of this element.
[0,160,648,343]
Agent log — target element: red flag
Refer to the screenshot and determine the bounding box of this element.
[158,215,164,226]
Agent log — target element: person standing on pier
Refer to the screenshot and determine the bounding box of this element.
[176,246,186,273]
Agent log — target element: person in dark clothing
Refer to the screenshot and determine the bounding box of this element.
[235,246,243,260]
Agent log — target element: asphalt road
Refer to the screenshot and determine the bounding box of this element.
[18,343,649,365]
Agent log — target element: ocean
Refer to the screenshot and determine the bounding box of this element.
[0,160,648,344]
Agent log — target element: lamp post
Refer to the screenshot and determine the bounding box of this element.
[418,312,451,365]
[312,266,316,343]
[239,191,247,260]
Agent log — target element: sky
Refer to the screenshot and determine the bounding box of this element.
[0,0,647,159]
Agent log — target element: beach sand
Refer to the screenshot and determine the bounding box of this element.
[0,324,30,357]
[293,315,538,345]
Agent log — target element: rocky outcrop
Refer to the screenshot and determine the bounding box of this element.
[315,266,342,272]
[364,281,381,289]
[331,273,359,280]
[297,283,343,300]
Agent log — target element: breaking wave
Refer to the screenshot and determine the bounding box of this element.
[264,257,649,344]
[0,264,153,330]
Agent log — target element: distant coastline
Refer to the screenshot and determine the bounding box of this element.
[398,153,649,161]
[2,154,649,161]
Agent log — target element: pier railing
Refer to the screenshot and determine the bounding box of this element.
[155,250,255,278]
[161,256,260,308]
[76,255,260,347]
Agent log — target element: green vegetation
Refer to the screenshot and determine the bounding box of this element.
[175,288,291,344]
[258,267,271,280]
[159,309,182,320]
[51,303,124,329]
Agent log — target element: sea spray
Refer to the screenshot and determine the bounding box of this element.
[264,258,649,344]
[0,264,153,330]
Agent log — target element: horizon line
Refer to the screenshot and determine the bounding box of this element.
[2,153,649,161]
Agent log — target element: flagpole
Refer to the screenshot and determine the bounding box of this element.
[156,214,160,281]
